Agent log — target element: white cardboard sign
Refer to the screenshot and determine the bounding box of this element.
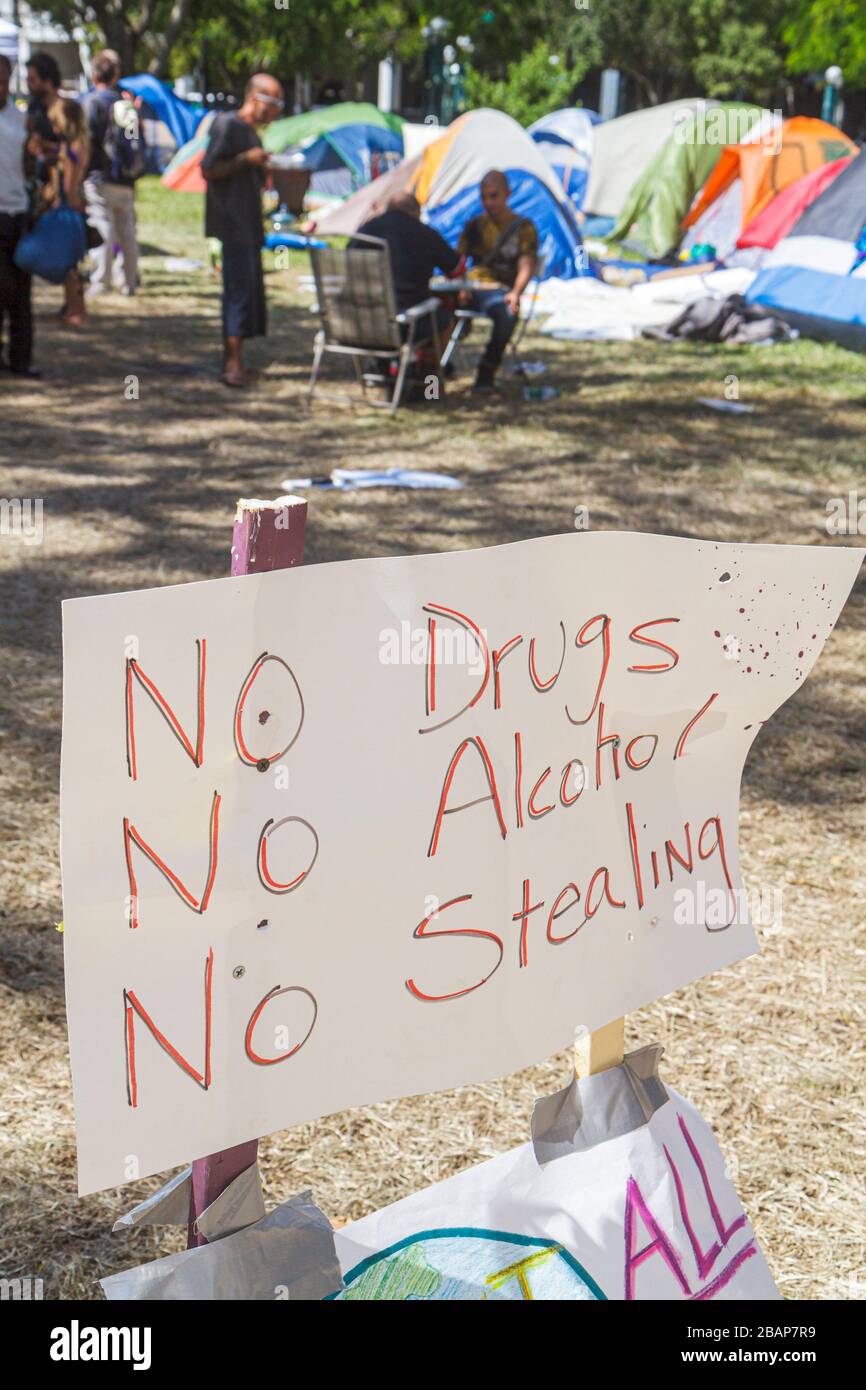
[60,532,862,1194]
[333,1090,780,1301]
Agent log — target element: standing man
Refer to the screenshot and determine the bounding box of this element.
[0,55,36,377]
[201,73,284,387]
[25,51,61,130]
[81,51,141,298]
[457,170,538,391]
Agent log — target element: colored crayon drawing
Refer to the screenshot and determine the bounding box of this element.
[337,1228,606,1300]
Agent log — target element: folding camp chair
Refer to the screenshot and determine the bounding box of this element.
[439,252,548,379]
[308,235,443,414]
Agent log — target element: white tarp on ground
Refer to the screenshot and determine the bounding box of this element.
[535,268,757,340]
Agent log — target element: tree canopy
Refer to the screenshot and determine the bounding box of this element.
[33,0,860,109]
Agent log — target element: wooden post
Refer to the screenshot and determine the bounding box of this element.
[187,495,308,1250]
[573,1018,625,1081]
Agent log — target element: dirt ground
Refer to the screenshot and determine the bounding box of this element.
[0,193,864,1299]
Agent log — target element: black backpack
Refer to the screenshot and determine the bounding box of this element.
[95,91,146,183]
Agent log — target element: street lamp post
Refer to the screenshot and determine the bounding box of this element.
[422,15,450,123]
[821,65,844,127]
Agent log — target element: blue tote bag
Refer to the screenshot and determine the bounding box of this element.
[14,187,88,285]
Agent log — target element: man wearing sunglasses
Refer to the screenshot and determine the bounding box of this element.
[202,73,285,387]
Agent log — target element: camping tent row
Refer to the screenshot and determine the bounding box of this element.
[160,92,866,351]
[521,100,857,273]
[586,107,855,262]
[746,150,866,349]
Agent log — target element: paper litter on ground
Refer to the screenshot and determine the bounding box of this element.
[280,468,462,491]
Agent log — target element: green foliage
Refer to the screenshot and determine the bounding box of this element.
[784,0,866,86]
[28,0,828,110]
[463,41,587,127]
[593,0,789,106]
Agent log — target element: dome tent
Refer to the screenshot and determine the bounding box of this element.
[528,108,599,211]
[746,151,866,350]
[263,102,405,197]
[603,104,770,262]
[583,99,721,221]
[119,74,205,174]
[161,113,216,193]
[681,116,856,262]
[315,109,587,283]
[736,155,853,254]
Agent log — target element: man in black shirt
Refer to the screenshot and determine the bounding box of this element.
[201,73,284,387]
[355,194,460,312]
[353,193,461,362]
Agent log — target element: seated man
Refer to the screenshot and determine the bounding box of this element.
[354,192,460,349]
[457,170,538,390]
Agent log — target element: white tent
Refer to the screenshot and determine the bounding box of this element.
[0,18,20,63]
[584,98,720,219]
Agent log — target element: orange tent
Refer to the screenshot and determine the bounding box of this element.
[682,116,855,237]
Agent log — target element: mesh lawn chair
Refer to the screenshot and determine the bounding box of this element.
[308,235,443,414]
[439,252,548,379]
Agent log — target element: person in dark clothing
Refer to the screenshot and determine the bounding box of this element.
[26,51,61,135]
[81,51,141,297]
[457,170,538,391]
[0,54,36,376]
[201,72,284,388]
[355,193,460,311]
[354,193,461,353]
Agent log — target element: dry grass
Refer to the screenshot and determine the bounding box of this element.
[0,182,863,1299]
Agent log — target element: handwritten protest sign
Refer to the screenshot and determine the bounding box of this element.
[332,1087,779,1301]
[61,532,862,1194]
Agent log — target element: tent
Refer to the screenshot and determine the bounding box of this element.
[682,117,856,261]
[528,108,599,210]
[263,102,404,196]
[736,155,853,253]
[161,112,216,193]
[603,105,776,262]
[119,74,205,174]
[315,108,587,282]
[0,18,19,64]
[583,99,721,221]
[746,151,866,349]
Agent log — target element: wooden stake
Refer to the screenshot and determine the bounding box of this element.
[573,1018,625,1080]
[187,495,308,1250]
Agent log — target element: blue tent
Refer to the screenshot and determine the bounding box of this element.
[414,110,588,282]
[528,108,600,212]
[118,74,204,172]
[746,151,866,349]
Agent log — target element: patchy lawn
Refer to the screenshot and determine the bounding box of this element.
[0,178,863,1300]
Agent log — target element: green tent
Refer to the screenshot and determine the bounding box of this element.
[263,102,404,155]
[604,104,766,261]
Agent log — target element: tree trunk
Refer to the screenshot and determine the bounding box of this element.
[148,0,194,77]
